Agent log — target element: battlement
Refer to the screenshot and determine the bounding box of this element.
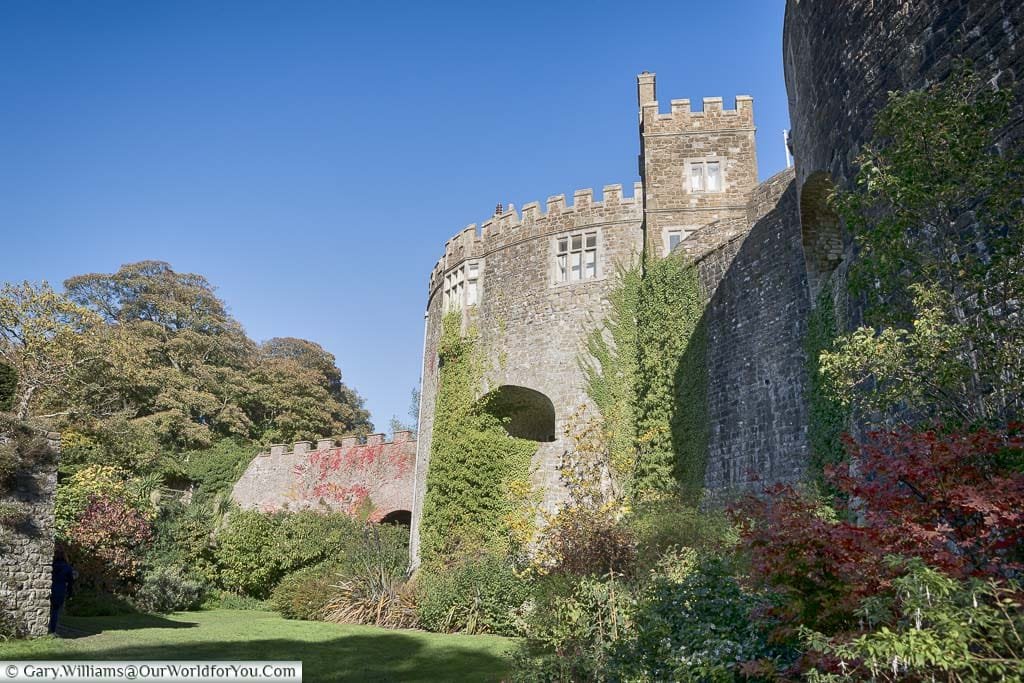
[259,431,417,459]
[429,182,643,292]
[637,72,754,133]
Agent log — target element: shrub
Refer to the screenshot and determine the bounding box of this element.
[321,525,415,629]
[536,504,637,579]
[271,564,336,621]
[733,425,1024,641]
[802,558,1024,682]
[68,494,153,591]
[65,590,139,617]
[272,510,363,575]
[215,510,283,598]
[609,556,782,682]
[134,565,207,614]
[147,501,219,584]
[201,591,271,611]
[416,554,529,636]
[514,574,634,682]
[629,498,735,573]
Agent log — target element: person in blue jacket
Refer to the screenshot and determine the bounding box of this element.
[49,548,74,634]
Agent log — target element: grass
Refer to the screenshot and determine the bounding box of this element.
[0,609,516,682]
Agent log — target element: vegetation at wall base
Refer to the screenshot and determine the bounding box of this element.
[634,254,708,501]
[418,312,535,563]
[803,284,848,486]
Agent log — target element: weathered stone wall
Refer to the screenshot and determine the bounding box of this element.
[0,432,58,638]
[232,432,415,522]
[784,0,1024,297]
[694,170,812,498]
[410,186,645,563]
[638,72,760,259]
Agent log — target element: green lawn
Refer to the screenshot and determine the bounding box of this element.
[0,609,516,682]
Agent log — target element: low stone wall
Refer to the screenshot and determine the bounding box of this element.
[0,431,59,638]
[232,432,416,522]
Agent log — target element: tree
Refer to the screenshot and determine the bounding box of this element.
[0,281,104,420]
[251,337,371,442]
[828,65,1024,427]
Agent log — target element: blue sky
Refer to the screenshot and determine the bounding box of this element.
[0,1,790,431]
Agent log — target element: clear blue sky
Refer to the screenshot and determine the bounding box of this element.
[0,1,790,432]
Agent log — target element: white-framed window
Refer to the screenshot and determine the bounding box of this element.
[688,160,723,193]
[556,231,598,283]
[665,228,694,255]
[443,262,482,313]
[466,262,479,305]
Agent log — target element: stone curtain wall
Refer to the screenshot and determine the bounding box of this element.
[231,432,415,522]
[695,170,812,499]
[784,0,1023,196]
[0,434,58,638]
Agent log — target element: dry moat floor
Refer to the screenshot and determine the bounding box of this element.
[0,609,516,682]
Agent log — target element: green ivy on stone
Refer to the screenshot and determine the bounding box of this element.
[419,312,536,564]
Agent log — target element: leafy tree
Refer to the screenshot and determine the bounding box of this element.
[250,337,370,443]
[828,66,1024,426]
[0,281,104,420]
[0,363,16,413]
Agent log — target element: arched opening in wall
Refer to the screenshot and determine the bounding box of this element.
[481,385,557,442]
[379,509,412,526]
[800,171,843,301]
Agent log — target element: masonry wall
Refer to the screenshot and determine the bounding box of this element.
[638,72,759,259]
[410,186,645,563]
[0,433,58,638]
[232,432,415,522]
[695,170,811,498]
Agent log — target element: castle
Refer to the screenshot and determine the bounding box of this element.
[410,0,1024,563]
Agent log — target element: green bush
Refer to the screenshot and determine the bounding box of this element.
[0,362,16,413]
[65,590,139,617]
[514,574,634,682]
[215,510,283,598]
[181,439,253,506]
[201,591,272,611]
[272,510,364,575]
[416,554,529,636]
[271,564,336,621]
[629,499,735,573]
[609,556,780,681]
[134,565,207,614]
[147,502,219,584]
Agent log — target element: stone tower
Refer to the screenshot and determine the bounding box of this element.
[637,72,759,258]
[409,75,767,564]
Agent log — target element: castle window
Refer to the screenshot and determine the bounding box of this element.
[665,228,693,255]
[688,160,723,193]
[466,262,479,306]
[556,231,598,283]
[443,262,482,312]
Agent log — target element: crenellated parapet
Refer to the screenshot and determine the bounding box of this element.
[640,94,755,134]
[428,182,643,296]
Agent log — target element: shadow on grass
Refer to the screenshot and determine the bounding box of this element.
[63,614,198,635]
[54,632,511,683]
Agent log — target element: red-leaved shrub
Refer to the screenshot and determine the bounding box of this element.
[732,424,1024,639]
[69,494,153,590]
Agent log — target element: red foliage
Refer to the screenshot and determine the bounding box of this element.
[731,424,1024,637]
[291,444,412,519]
[68,494,153,590]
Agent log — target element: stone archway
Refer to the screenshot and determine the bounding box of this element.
[379,509,412,526]
[481,385,557,442]
[799,171,842,301]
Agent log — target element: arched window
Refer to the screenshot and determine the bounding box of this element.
[481,385,557,442]
[800,171,843,300]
